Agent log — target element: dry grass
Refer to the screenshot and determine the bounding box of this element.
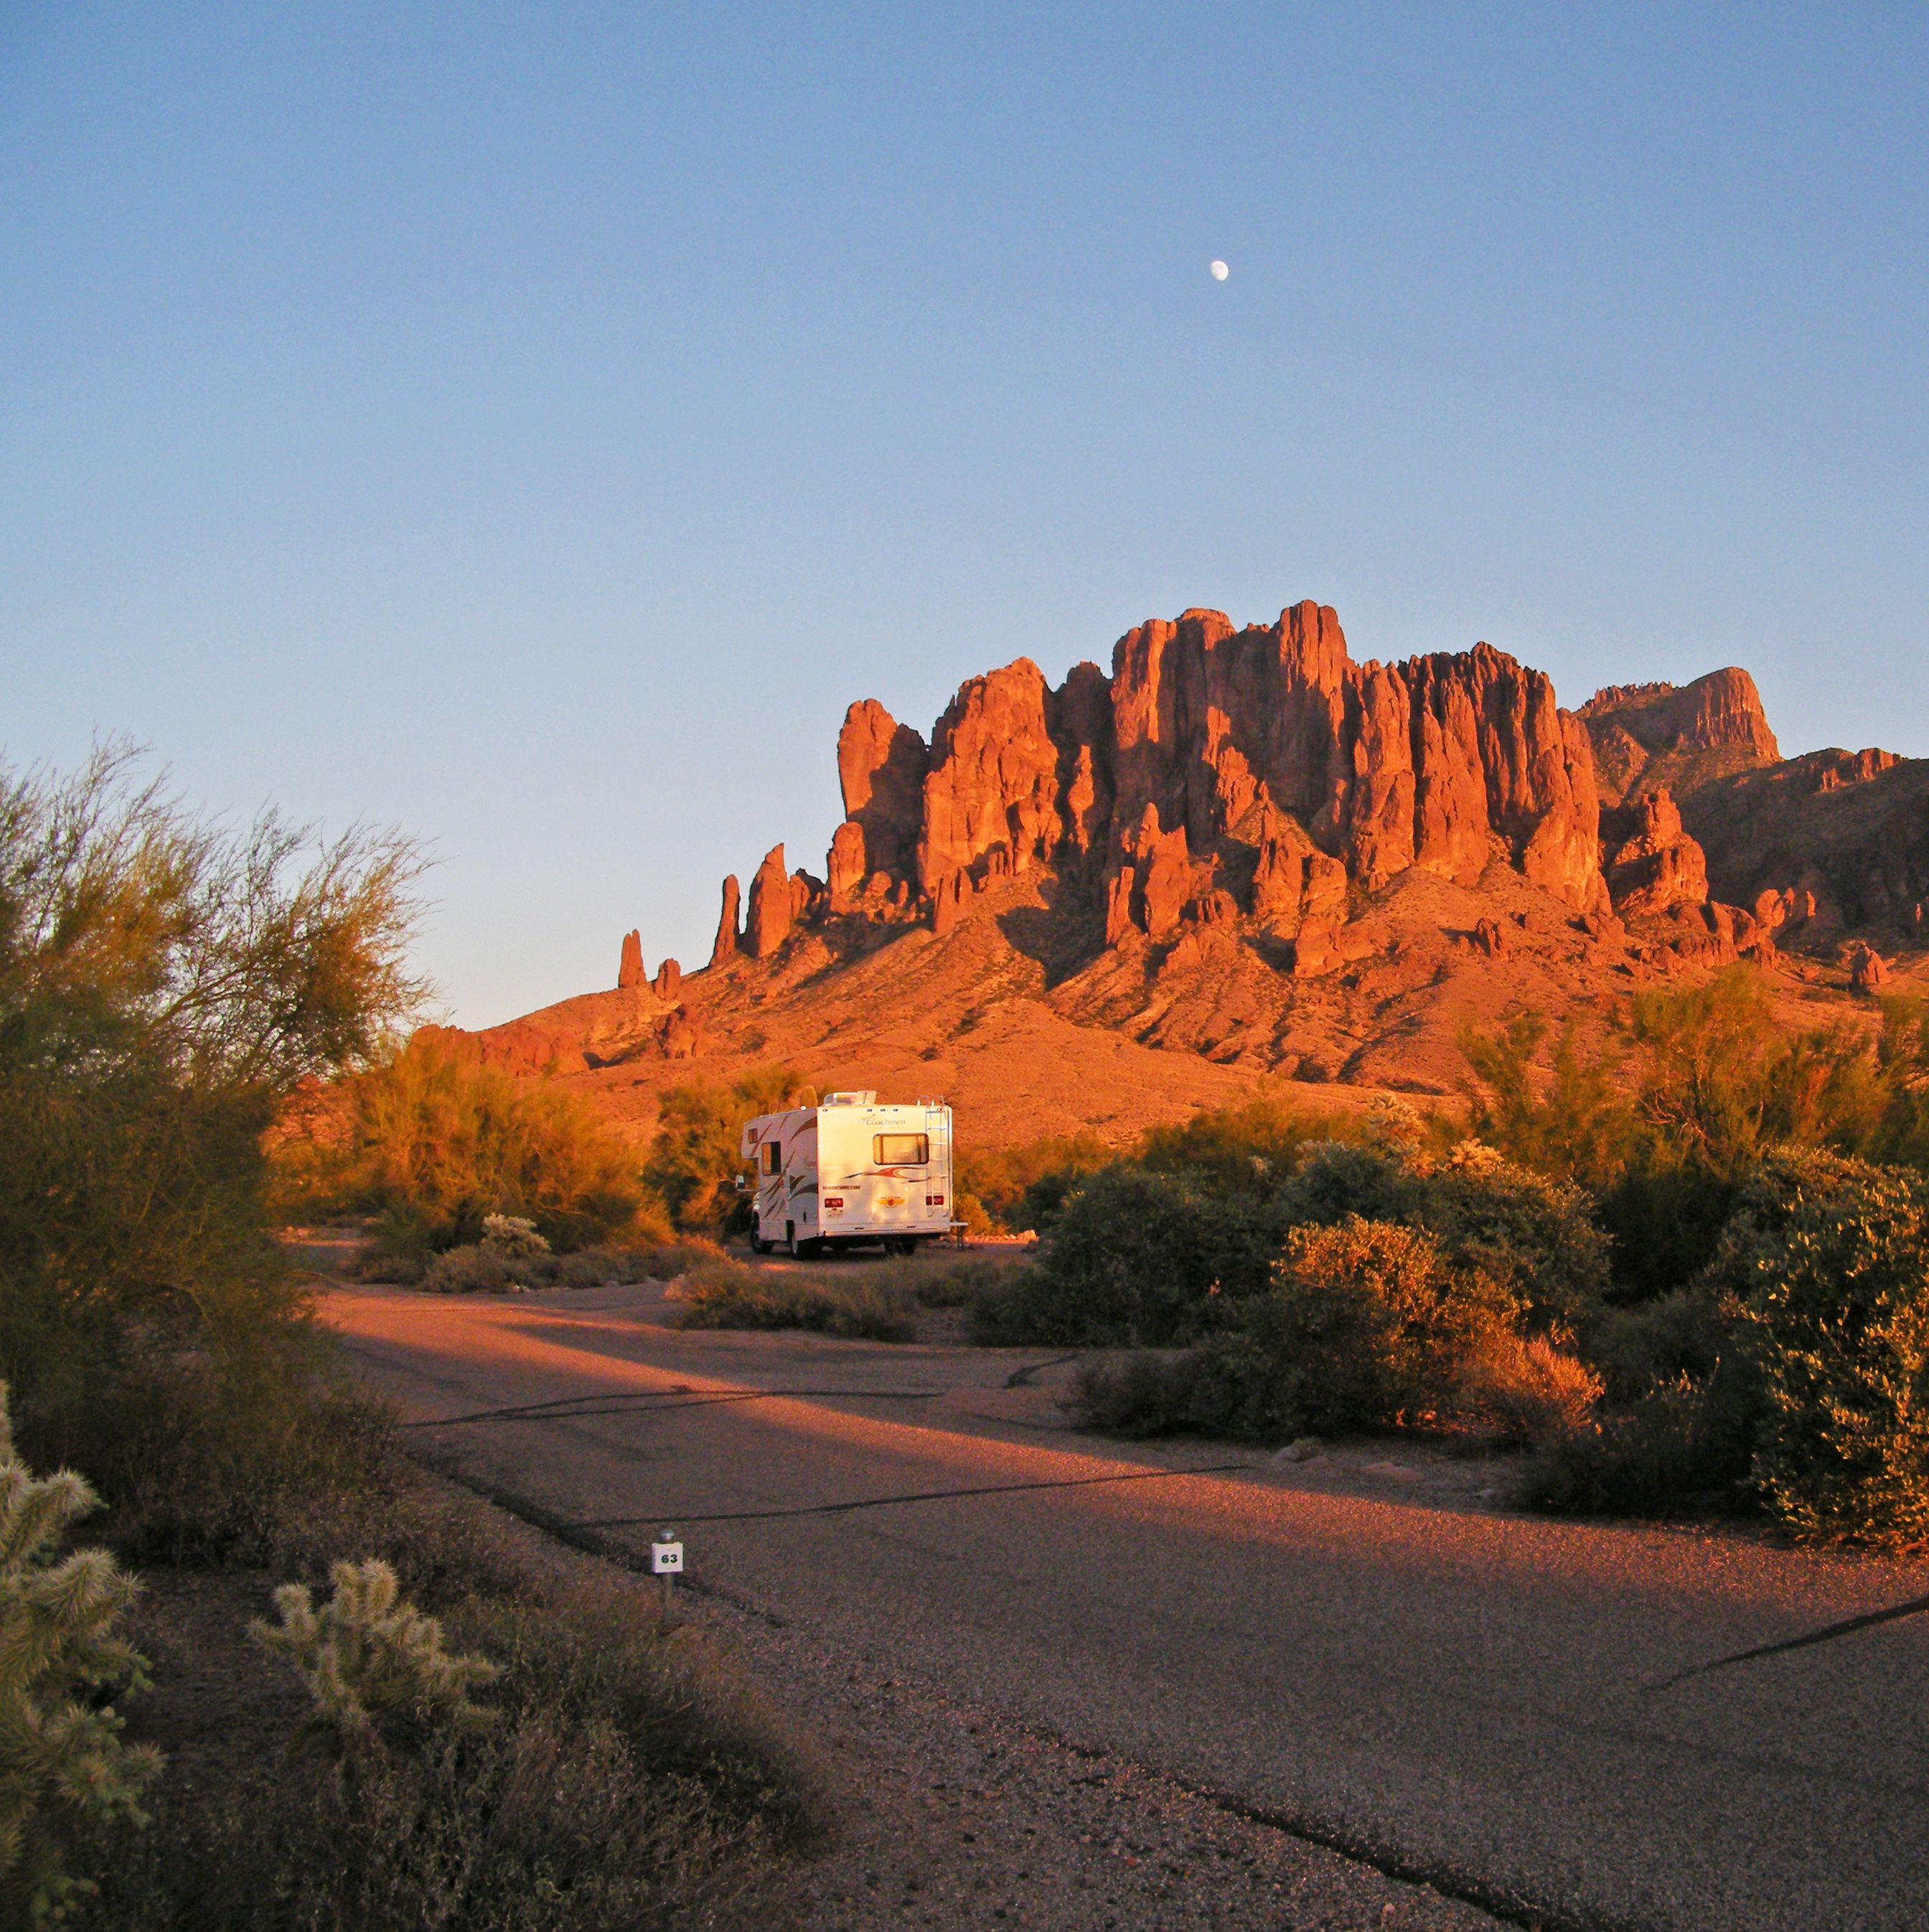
[88,1466,827,1932]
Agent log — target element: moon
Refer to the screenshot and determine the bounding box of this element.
[1209,259,1229,281]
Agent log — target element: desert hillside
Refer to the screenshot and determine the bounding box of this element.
[437,601,1925,1146]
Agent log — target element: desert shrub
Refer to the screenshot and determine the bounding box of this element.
[1592,1163,1740,1305]
[642,1067,815,1234]
[1585,1284,1732,1402]
[1460,1012,1638,1186]
[422,1244,522,1295]
[675,1262,919,1342]
[1273,1138,1608,1333]
[97,1572,820,1932]
[969,1167,1290,1347]
[1068,1350,1214,1439]
[868,1252,1015,1310]
[315,1034,651,1253]
[1868,996,1929,1168]
[1458,1336,1604,1445]
[1409,1143,1611,1333]
[0,1383,164,1927]
[1272,1140,1414,1229]
[1463,970,1914,1301]
[1239,1218,1520,1433]
[1136,1095,1364,1196]
[1707,1150,1929,1544]
[1070,1218,1526,1444]
[418,1237,725,1297]
[1516,1376,1739,1517]
[0,746,424,1487]
[953,1132,1114,1232]
[97,1712,781,1932]
[545,1242,713,1290]
[451,1582,825,1849]
[80,1356,396,1572]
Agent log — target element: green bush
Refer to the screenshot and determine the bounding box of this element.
[1071,1217,1536,1444]
[953,1131,1115,1232]
[375,1232,721,1295]
[1709,1150,1929,1544]
[972,1167,1289,1348]
[1516,1376,1740,1518]
[0,746,423,1514]
[1229,1217,1521,1434]
[1134,1095,1364,1195]
[1412,1143,1612,1333]
[988,1131,1609,1355]
[675,1262,919,1342]
[1585,1285,1731,1403]
[1462,970,1922,1301]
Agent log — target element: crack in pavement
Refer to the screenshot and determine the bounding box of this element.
[404,1450,1609,1932]
[399,1387,946,1428]
[1004,1352,1080,1388]
[580,1460,1256,1527]
[1645,1587,1929,1692]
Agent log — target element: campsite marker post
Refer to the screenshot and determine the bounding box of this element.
[650,1527,685,1621]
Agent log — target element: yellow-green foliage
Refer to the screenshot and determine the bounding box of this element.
[1461,967,1926,1297]
[326,1033,649,1249]
[0,745,425,1543]
[1464,970,1900,1189]
[642,1066,815,1232]
[953,1131,1115,1232]
[0,1383,162,1926]
[251,1557,498,1755]
[1137,1094,1366,1193]
[0,746,423,1342]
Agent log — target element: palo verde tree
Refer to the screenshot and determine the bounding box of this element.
[0,741,428,1493]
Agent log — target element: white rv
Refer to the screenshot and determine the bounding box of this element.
[740,1092,956,1257]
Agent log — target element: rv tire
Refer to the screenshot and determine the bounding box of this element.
[884,1236,917,1257]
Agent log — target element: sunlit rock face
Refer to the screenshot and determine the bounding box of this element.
[685,598,1923,991]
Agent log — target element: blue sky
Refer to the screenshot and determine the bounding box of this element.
[4,4,1925,1025]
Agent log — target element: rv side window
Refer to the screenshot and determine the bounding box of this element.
[760,1140,781,1176]
[873,1133,929,1166]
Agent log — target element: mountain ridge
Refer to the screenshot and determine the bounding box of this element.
[439,601,1927,1147]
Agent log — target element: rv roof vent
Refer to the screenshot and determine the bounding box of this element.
[822,1090,878,1107]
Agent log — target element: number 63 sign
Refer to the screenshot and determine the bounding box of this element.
[650,1534,685,1575]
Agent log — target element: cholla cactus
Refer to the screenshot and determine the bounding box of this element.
[250,1559,497,1754]
[479,1214,549,1261]
[0,1383,163,1923]
[1363,1093,1427,1153]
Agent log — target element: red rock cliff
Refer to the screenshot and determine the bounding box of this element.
[712,599,1620,959]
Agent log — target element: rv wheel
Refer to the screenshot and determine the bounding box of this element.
[750,1224,771,1256]
[884,1236,916,1257]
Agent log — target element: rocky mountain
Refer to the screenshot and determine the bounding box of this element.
[446,601,1925,1146]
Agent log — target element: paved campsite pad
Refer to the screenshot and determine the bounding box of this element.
[331,1281,1929,1932]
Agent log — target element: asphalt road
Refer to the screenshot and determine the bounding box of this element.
[327,1281,1929,1932]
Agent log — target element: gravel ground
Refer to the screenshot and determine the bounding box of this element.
[706,1593,1511,1932]
[438,1463,1508,1932]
